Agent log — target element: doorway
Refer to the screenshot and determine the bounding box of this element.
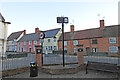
[86,47,90,55]
[29,48,32,52]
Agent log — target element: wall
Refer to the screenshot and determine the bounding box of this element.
[58,37,120,56]
[0,22,9,57]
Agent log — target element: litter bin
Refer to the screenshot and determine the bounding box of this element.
[30,61,38,77]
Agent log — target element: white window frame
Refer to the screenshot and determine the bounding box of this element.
[64,41,67,46]
[109,46,118,53]
[24,41,26,45]
[109,37,116,44]
[48,39,50,42]
[54,38,57,42]
[74,48,77,53]
[34,41,37,44]
[33,46,35,51]
[29,41,32,45]
[24,47,26,51]
[92,48,98,52]
[73,40,78,45]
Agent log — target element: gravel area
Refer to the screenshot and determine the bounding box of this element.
[4,69,118,78]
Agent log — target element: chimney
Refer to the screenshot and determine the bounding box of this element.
[100,20,104,29]
[70,25,74,32]
[24,30,26,35]
[35,28,39,33]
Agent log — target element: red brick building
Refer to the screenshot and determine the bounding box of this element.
[58,20,120,56]
[17,28,61,53]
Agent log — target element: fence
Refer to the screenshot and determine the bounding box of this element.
[1,53,35,71]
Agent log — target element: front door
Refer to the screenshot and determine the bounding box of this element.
[29,48,32,52]
[22,48,23,52]
[86,47,90,55]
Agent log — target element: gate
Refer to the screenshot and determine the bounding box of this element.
[42,52,78,66]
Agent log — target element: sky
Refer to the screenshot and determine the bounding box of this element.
[0,0,119,37]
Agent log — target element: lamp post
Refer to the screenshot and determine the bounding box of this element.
[57,17,69,67]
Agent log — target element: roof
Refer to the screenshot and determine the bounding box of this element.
[19,28,61,41]
[7,31,24,41]
[43,28,61,38]
[18,33,39,41]
[59,28,102,41]
[59,25,120,41]
[0,13,5,22]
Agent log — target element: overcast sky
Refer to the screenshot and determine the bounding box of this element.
[0,0,119,36]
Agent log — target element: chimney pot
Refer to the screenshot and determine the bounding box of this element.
[100,20,104,29]
[24,30,26,35]
[70,25,74,32]
[35,28,39,33]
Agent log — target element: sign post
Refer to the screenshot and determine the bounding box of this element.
[57,17,69,67]
[39,32,45,65]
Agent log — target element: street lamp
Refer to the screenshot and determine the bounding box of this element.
[57,17,69,67]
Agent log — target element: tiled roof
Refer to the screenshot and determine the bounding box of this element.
[59,28,102,41]
[7,31,24,41]
[0,13,5,22]
[19,28,61,41]
[18,33,39,41]
[44,28,61,38]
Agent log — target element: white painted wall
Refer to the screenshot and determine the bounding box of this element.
[0,21,9,57]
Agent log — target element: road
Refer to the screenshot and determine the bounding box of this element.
[1,54,119,71]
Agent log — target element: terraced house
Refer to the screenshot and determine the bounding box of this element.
[58,20,120,56]
[17,28,61,53]
[0,13,10,57]
[7,30,26,52]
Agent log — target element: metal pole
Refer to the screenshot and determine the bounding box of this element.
[62,22,65,67]
[42,42,43,65]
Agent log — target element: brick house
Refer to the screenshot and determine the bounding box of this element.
[17,28,61,53]
[7,30,26,52]
[58,20,120,56]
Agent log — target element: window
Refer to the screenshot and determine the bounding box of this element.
[48,39,50,42]
[54,38,57,42]
[24,41,26,45]
[51,46,52,50]
[18,47,20,51]
[29,41,32,45]
[48,46,51,50]
[73,40,78,45]
[109,37,116,44]
[34,41,37,44]
[33,46,35,51]
[92,39,97,44]
[54,46,57,50]
[74,48,77,53]
[92,48,98,52]
[109,46,118,53]
[64,48,68,52]
[24,47,26,51]
[64,41,67,46]
[18,43,20,45]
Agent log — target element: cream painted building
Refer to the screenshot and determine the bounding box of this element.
[0,13,10,58]
[43,28,62,53]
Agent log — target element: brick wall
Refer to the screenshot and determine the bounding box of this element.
[58,37,120,56]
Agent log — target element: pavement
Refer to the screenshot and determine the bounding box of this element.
[4,69,118,78]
